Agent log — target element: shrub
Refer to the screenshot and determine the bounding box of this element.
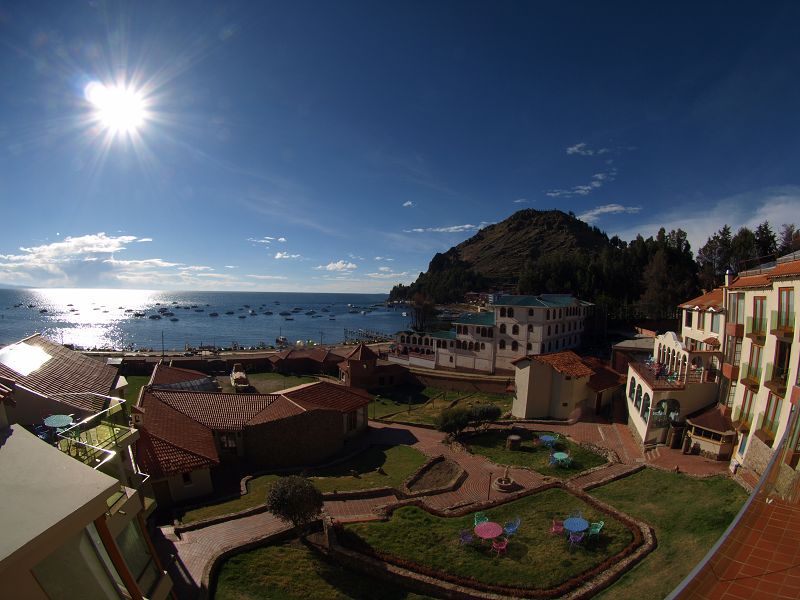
[436,406,471,437]
[265,476,323,535]
[469,404,502,430]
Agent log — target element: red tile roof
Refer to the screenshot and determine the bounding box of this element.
[345,343,378,362]
[281,381,372,412]
[0,376,15,406]
[770,258,800,278]
[532,351,595,378]
[150,362,209,386]
[679,288,724,311]
[143,389,282,431]
[703,336,721,347]
[134,394,219,477]
[728,273,773,289]
[0,334,118,411]
[580,357,625,391]
[247,395,306,425]
[686,403,735,435]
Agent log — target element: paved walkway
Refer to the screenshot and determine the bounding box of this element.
[156,418,730,598]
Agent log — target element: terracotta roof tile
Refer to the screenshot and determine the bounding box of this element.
[703,336,721,347]
[728,274,772,289]
[145,388,281,430]
[580,357,625,391]
[770,258,800,278]
[686,404,735,435]
[679,288,724,311]
[345,343,378,362]
[532,351,595,378]
[281,381,371,412]
[150,362,217,390]
[136,428,218,478]
[0,334,118,410]
[246,395,306,425]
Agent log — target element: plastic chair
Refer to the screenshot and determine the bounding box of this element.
[549,519,564,535]
[474,512,489,526]
[504,517,521,537]
[491,537,508,556]
[548,453,558,466]
[568,532,584,550]
[588,521,604,540]
[459,529,474,545]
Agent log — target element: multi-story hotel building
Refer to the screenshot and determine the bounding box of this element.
[390,294,594,374]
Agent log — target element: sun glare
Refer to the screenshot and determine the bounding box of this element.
[84,81,148,134]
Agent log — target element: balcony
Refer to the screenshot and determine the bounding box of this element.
[739,362,762,391]
[764,363,789,398]
[753,411,777,448]
[731,405,752,432]
[629,361,690,391]
[725,321,744,337]
[769,309,795,341]
[721,362,740,381]
[56,404,138,469]
[746,316,767,345]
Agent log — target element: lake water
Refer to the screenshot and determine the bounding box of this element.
[0,288,410,350]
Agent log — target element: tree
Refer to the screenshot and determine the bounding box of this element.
[435,406,471,438]
[469,404,502,430]
[265,476,323,535]
[730,226,757,271]
[409,292,435,331]
[778,224,800,256]
[754,221,777,259]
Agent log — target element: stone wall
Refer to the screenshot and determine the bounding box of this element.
[743,433,773,477]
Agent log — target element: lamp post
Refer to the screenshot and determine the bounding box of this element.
[487,472,492,500]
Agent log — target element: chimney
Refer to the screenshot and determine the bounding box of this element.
[724,268,734,287]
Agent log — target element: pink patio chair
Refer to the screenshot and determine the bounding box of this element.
[549,519,564,535]
[491,537,508,556]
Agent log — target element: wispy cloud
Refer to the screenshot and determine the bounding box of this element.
[178,265,213,271]
[246,274,288,280]
[103,257,183,269]
[566,142,610,156]
[348,253,365,261]
[402,201,415,208]
[247,236,275,245]
[277,237,286,242]
[513,198,529,204]
[578,204,642,224]
[403,222,491,234]
[315,260,358,272]
[274,251,301,259]
[374,256,395,261]
[137,238,153,243]
[545,169,617,198]
[224,265,238,269]
[366,270,410,279]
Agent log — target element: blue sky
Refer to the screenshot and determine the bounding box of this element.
[1,1,799,292]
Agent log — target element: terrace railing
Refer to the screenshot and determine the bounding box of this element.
[746,316,767,343]
[764,362,789,397]
[769,309,795,340]
[739,362,762,391]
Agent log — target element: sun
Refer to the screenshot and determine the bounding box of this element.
[84,81,148,135]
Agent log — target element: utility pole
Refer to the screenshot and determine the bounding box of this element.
[487,472,493,500]
[161,331,164,358]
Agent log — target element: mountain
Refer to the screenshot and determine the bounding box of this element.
[390,209,700,319]
[391,210,611,303]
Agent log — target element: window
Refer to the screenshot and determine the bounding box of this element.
[220,433,237,452]
[500,307,506,317]
[753,297,766,333]
[499,340,506,349]
[725,336,742,366]
[729,292,745,325]
[546,310,550,320]
[629,377,636,399]
[740,389,756,425]
[634,385,642,410]
[115,521,160,596]
[711,313,721,333]
[508,308,514,318]
[182,472,193,486]
[526,343,532,350]
[512,324,519,335]
[511,341,518,351]
[481,343,485,350]
[500,323,506,334]
[778,287,794,330]
[641,393,651,422]
[684,310,693,327]
[748,344,763,378]
[697,311,705,330]
[528,324,533,332]
[528,308,533,316]
[763,393,783,436]
[547,325,551,336]
[488,328,494,338]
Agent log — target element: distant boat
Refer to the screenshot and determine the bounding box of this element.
[238,315,246,319]
[170,318,179,322]
[402,312,408,317]
[279,311,291,316]
[67,303,73,307]
[263,311,273,315]
[305,310,315,315]
[225,311,235,315]
[149,315,161,320]
[39,309,48,313]
[249,310,257,315]
[329,316,336,320]
[285,317,294,321]
[133,312,145,317]
[209,312,219,317]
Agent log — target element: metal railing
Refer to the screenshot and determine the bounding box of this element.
[746,316,767,338]
[770,309,795,336]
[739,362,762,388]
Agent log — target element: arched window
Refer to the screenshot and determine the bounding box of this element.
[400,335,405,343]
[548,325,551,336]
[481,343,485,350]
[499,339,506,350]
[559,309,563,319]
[629,377,636,399]
[512,341,518,351]
[508,308,514,318]
[468,342,474,350]
[528,308,533,316]
[546,309,550,320]
[449,341,453,348]
[641,394,651,422]
[411,336,417,345]
[488,328,494,338]
[500,307,506,317]
[635,385,642,410]
[548,342,551,352]
[512,325,519,335]
[526,343,532,350]
[500,324,506,334]
[528,324,533,332]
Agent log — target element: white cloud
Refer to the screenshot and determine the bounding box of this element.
[137,237,153,243]
[224,265,238,269]
[612,186,800,256]
[315,260,358,271]
[247,236,275,245]
[103,257,183,269]
[246,274,288,280]
[348,253,365,261]
[403,222,491,234]
[402,201,415,207]
[545,168,617,198]
[178,265,213,271]
[374,256,395,261]
[277,237,286,242]
[578,204,642,224]
[366,270,410,279]
[566,142,610,156]
[513,198,529,204]
[274,252,301,259]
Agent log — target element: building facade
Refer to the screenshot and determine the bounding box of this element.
[390,294,594,374]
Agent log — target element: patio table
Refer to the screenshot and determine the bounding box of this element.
[539,435,557,447]
[563,517,589,534]
[553,451,570,465]
[44,414,73,429]
[474,521,504,541]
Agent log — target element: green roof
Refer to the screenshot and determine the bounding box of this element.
[495,294,592,308]
[453,312,495,326]
[430,330,457,340]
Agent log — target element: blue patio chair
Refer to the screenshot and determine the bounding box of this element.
[459,529,474,545]
[504,517,521,537]
[474,512,489,526]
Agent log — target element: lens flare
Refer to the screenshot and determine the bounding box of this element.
[84,81,148,134]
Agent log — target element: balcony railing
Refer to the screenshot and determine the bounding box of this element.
[739,362,762,390]
[769,309,795,340]
[746,316,767,344]
[754,411,777,448]
[764,362,789,397]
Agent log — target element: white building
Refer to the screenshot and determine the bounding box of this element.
[390,294,594,374]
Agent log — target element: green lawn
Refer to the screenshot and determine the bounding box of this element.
[216,372,317,393]
[466,429,607,477]
[214,538,433,600]
[371,386,513,425]
[178,445,427,524]
[591,469,747,600]
[343,488,633,590]
[124,375,151,405]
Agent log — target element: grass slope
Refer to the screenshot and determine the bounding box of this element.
[591,469,747,600]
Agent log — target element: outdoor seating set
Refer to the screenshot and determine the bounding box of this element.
[549,450,572,468]
[644,357,679,383]
[34,414,75,444]
[460,512,521,557]
[549,511,604,551]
